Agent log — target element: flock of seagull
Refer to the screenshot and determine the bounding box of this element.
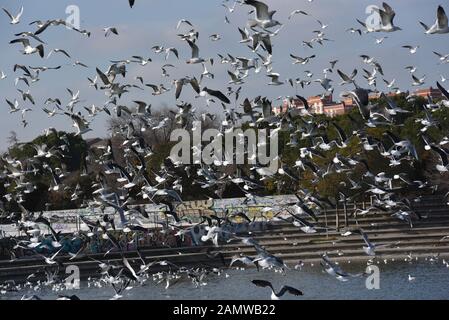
[1,0,449,300]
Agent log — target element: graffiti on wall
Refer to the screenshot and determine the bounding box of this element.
[176,199,216,216]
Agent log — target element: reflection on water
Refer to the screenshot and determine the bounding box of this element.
[2,260,449,300]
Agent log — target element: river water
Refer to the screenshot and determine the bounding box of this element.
[2,259,449,300]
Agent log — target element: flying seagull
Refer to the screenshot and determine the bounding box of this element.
[103,27,119,37]
[420,6,449,34]
[2,6,24,24]
[176,19,193,30]
[243,0,282,29]
[321,254,363,281]
[10,38,44,58]
[65,112,92,136]
[434,51,449,63]
[251,280,303,300]
[337,69,358,85]
[402,45,419,54]
[430,145,449,172]
[288,10,309,20]
[186,40,208,64]
[412,74,426,86]
[290,54,315,65]
[47,48,71,59]
[357,2,401,33]
[5,99,21,113]
[200,87,231,104]
[267,73,284,86]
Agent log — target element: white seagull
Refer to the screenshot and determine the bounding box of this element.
[2,6,24,24]
[434,51,449,63]
[9,38,44,58]
[65,112,92,136]
[186,40,207,64]
[412,74,426,86]
[402,45,419,54]
[358,2,401,33]
[244,0,282,29]
[267,73,284,86]
[251,280,303,300]
[176,19,193,30]
[5,99,21,113]
[420,6,449,34]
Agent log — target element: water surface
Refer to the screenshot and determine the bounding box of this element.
[2,260,449,300]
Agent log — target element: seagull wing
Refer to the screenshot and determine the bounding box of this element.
[189,77,201,94]
[372,5,391,29]
[381,2,396,25]
[67,113,88,131]
[337,69,351,82]
[251,279,273,289]
[36,45,44,58]
[2,8,13,20]
[171,48,179,59]
[238,27,248,40]
[373,62,384,76]
[34,20,52,35]
[177,19,193,29]
[5,99,16,110]
[96,68,111,85]
[10,38,30,47]
[203,87,231,104]
[187,40,199,59]
[59,49,71,58]
[174,80,183,99]
[278,286,303,297]
[228,70,238,81]
[349,228,372,245]
[146,84,158,92]
[437,81,449,100]
[437,5,448,29]
[295,95,309,111]
[122,257,140,280]
[356,19,367,28]
[17,6,24,19]
[419,21,429,31]
[245,0,270,20]
[261,36,272,54]
[350,89,370,120]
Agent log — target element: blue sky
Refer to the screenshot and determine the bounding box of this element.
[0,0,448,150]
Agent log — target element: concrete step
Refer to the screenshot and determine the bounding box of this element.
[217,238,449,257]
[251,224,449,239]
